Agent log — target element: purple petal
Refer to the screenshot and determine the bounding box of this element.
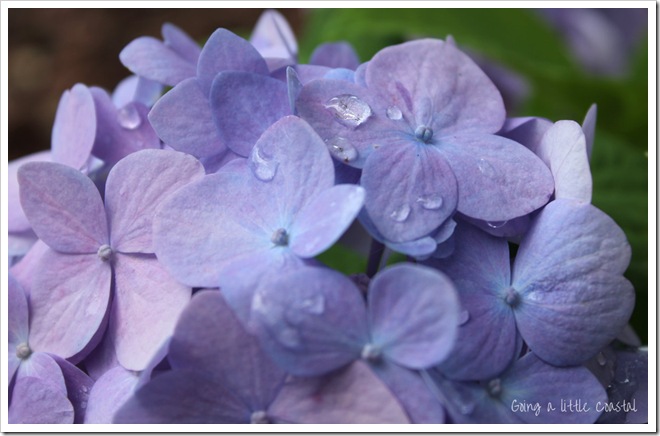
[358,209,438,258]
[219,250,309,323]
[296,79,400,168]
[250,267,369,376]
[84,366,139,423]
[368,264,459,369]
[536,120,592,202]
[441,133,554,221]
[90,87,160,165]
[148,78,225,158]
[112,75,163,108]
[49,354,94,423]
[499,116,553,154]
[8,229,38,262]
[424,221,517,380]
[28,250,111,359]
[153,168,275,287]
[113,368,249,423]
[361,142,458,242]
[119,36,196,86]
[513,199,635,365]
[502,353,607,423]
[105,149,204,253]
[366,39,505,135]
[250,9,297,61]
[110,254,191,371]
[9,239,49,297]
[582,103,597,158]
[9,376,74,424]
[197,28,269,96]
[286,66,303,114]
[16,351,66,396]
[210,71,290,156]
[269,361,409,423]
[310,42,360,69]
[8,151,52,233]
[8,274,29,382]
[169,290,286,410]
[161,22,200,64]
[17,162,108,253]
[290,184,365,258]
[80,329,118,381]
[370,361,446,423]
[51,84,96,171]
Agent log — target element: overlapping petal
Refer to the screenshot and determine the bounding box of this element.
[368,264,459,369]
[51,84,96,171]
[119,36,196,86]
[105,149,205,253]
[9,376,74,424]
[84,366,140,423]
[18,162,108,254]
[250,267,369,376]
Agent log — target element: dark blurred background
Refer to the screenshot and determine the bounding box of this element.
[8,8,304,161]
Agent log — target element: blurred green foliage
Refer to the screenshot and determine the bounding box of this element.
[302,8,649,342]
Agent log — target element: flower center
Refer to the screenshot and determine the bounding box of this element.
[97,244,113,262]
[270,228,289,246]
[361,343,382,362]
[414,125,434,143]
[16,342,31,360]
[504,287,520,308]
[250,410,270,424]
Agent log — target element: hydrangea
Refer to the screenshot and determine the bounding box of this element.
[6,8,647,427]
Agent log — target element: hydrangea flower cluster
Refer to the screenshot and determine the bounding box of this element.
[7,10,647,426]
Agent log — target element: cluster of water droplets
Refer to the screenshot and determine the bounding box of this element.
[389,193,445,223]
[324,94,372,129]
[249,145,279,182]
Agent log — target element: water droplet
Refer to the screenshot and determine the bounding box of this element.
[299,294,325,315]
[386,105,402,120]
[117,104,142,130]
[97,244,113,262]
[458,310,470,326]
[250,146,279,182]
[458,401,475,415]
[389,204,411,222]
[486,220,508,229]
[361,343,382,362]
[324,94,372,128]
[416,194,444,210]
[277,327,301,349]
[81,385,89,394]
[80,401,88,409]
[477,158,498,179]
[596,352,607,366]
[326,137,358,163]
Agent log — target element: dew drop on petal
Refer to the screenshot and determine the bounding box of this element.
[389,204,411,222]
[116,104,142,130]
[458,310,470,326]
[416,194,444,210]
[250,146,279,182]
[277,327,302,349]
[326,137,359,163]
[324,94,372,128]
[386,105,402,120]
[596,352,607,367]
[486,220,508,229]
[477,158,498,179]
[299,293,325,315]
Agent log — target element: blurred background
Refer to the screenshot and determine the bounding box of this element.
[7,8,650,342]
